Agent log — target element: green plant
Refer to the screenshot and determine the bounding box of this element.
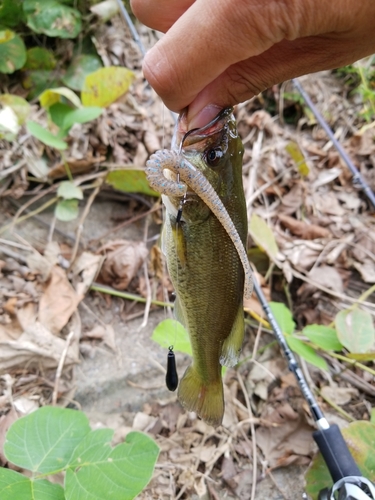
[0,406,159,500]
[337,58,375,122]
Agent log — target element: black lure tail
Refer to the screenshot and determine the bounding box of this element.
[166,346,178,391]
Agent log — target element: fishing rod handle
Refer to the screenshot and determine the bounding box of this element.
[313,424,361,482]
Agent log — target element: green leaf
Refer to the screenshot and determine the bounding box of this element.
[24,47,56,70]
[0,29,26,74]
[24,0,82,39]
[302,324,343,351]
[152,319,192,355]
[62,54,103,91]
[0,106,20,141]
[57,181,83,200]
[0,0,25,27]
[286,335,328,370]
[22,69,61,100]
[65,431,159,500]
[39,86,81,109]
[0,469,65,500]
[55,199,79,221]
[61,106,103,130]
[90,0,120,21]
[81,67,135,107]
[26,120,68,150]
[0,94,30,124]
[69,428,114,465]
[335,308,375,353]
[269,301,295,335]
[106,169,159,197]
[285,141,309,176]
[4,406,91,473]
[249,213,279,260]
[49,104,102,135]
[305,421,375,500]
[49,102,73,129]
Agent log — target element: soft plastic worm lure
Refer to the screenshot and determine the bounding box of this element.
[146,149,253,298]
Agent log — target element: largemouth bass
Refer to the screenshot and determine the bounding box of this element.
[146,108,251,426]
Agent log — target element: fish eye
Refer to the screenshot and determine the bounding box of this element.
[206,147,224,166]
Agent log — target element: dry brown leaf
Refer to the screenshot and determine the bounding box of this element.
[256,403,314,468]
[312,191,345,216]
[282,240,322,270]
[279,183,304,215]
[71,252,103,297]
[350,129,375,156]
[320,386,358,406]
[0,317,79,371]
[308,265,344,293]
[26,251,53,282]
[47,155,105,180]
[38,265,80,335]
[278,213,331,240]
[0,407,18,466]
[132,142,148,166]
[353,259,375,283]
[84,323,116,351]
[98,240,148,290]
[143,129,161,154]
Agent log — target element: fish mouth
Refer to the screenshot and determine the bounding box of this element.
[172,107,235,152]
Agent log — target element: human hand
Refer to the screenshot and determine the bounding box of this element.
[131,0,375,128]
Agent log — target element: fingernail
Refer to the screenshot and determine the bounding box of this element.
[187,104,222,129]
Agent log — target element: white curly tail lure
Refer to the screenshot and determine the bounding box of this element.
[146,149,253,299]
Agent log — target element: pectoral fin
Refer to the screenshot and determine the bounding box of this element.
[171,222,187,268]
[220,304,245,367]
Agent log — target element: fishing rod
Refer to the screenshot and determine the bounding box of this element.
[115,3,375,497]
[253,275,375,500]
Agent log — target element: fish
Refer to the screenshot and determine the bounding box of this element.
[146,108,252,426]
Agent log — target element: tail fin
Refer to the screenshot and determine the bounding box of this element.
[177,365,224,426]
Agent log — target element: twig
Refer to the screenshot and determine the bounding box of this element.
[318,389,356,422]
[90,282,173,308]
[237,372,258,500]
[0,238,34,252]
[140,218,152,329]
[5,183,57,228]
[90,204,160,243]
[69,179,103,267]
[246,129,264,219]
[52,330,75,406]
[328,352,375,377]
[0,160,27,180]
[266,470,289,500]
[0,245,28,264]
[291,268,375,312]
[0,196,58,236]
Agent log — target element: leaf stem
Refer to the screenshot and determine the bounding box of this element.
[328,352,375,377]
[90,283,173,308]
